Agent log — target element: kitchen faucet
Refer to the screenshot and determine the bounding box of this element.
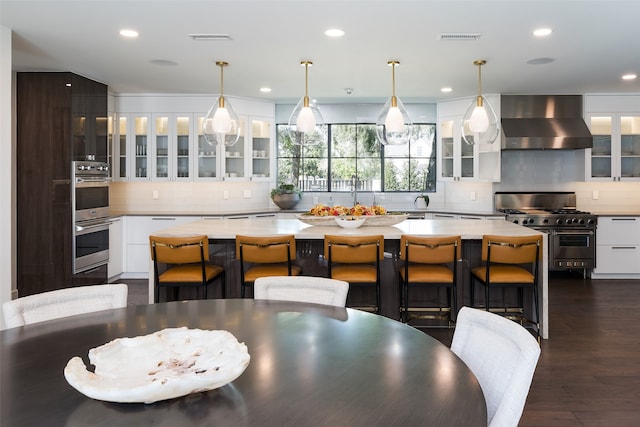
[351,174,358,206]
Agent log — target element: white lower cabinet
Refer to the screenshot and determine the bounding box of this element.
[108,217,124,280]
[123,216,200,277]
[592,216,640,278]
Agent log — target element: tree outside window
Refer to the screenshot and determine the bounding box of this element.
[276,123,436,193]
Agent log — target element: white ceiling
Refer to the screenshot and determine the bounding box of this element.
[3,0,640,104]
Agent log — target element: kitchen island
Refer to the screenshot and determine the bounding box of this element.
[150,218,549,338]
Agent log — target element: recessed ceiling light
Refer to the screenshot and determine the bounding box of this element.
[441,87,453,93]
[325,28,345,37]
[260,87,272,93]
[622,73,637,81]
[533,28,552,37]
[119,29,139,38]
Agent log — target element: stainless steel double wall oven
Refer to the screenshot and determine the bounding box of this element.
[72,161,110,274]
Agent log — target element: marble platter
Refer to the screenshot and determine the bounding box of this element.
[64,327,250,404]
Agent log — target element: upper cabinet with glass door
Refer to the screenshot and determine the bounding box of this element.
[437,96,501,182]
[586,114,640,181]
[132,114,151,181]
[151,114,194,181]
[113,114,151,181]
[222,117,246,180]
[250,117,272,181]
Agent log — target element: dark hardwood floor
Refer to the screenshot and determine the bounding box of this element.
[120,272,640,426]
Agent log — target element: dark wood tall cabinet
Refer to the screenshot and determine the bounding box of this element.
[17,72,108,296]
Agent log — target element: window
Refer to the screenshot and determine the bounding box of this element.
[276,123,436,193]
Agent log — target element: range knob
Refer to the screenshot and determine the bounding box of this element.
[555,218,563,225]
[578,218,585,225]
[587,218,596,225]
[512,219,519,224]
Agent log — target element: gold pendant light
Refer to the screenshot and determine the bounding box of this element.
[288,61,325,145]
[376,60,412,145]
[203,61,240,146]
[462,60,500,145]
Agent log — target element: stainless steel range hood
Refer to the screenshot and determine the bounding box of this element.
[501,95,593,150]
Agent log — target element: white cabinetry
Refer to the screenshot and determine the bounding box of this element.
[437,96,501,182]
[591,216,640,278]
[585,95,640,182]
[585,114,640,181]
[123,216,200,277]
[113,95,275,183]
[108,217,123,281]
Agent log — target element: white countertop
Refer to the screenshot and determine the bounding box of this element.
[152,218,542,240]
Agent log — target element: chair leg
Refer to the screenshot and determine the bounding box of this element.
[485,284,490,312]
[470,274,475,308]
[532,284,540,337]
[403,280,409,323]
[221,272,226,299]
[451,285,458,322]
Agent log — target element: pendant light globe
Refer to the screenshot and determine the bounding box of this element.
[288,61,326,145]
[203,61,241,147]
[461,60,500,145]
[376,61,412,145]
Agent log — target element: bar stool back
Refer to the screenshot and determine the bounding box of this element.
[236,234,302,298]
[150,235,226,303]
[324,234,384,313]
[399,235,461,324]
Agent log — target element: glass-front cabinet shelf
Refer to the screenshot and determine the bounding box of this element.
[153,115,169,180]
[440,119,455,179]
[222,117,246,180]
[116,115,128,180]
[587,114,640,181]
[134,115,150,180]
[438,117,475,180]
[196,116,218,180]
[251,118,271,180]
[176,116,191,180]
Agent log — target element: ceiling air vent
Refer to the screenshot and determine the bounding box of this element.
[188,34,232,41]
[438,33,481,41]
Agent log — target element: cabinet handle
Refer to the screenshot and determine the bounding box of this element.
[612,246,636,250]
[611,218,636,222]
[151,217,176,221]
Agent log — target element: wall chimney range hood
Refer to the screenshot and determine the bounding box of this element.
[501,95,593,150]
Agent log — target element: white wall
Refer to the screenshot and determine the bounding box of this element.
[0,25,15,329]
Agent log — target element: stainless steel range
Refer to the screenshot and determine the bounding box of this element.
[495,192,597,272]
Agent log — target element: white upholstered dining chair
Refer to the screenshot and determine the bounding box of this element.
[254,276,349,307]
[450,306,541,427]
[2,284,128,329]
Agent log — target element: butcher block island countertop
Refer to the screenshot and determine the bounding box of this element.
[151,218,549,338]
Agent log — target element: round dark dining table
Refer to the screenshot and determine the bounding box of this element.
[0,299,487,426]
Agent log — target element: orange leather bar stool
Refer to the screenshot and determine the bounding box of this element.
[324,234,384,314]
[150,235,225,303]
[398,235,461,324]
[236,234,302,298]
[470,234,542,337]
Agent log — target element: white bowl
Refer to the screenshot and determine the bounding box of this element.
[334,216,366,228]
